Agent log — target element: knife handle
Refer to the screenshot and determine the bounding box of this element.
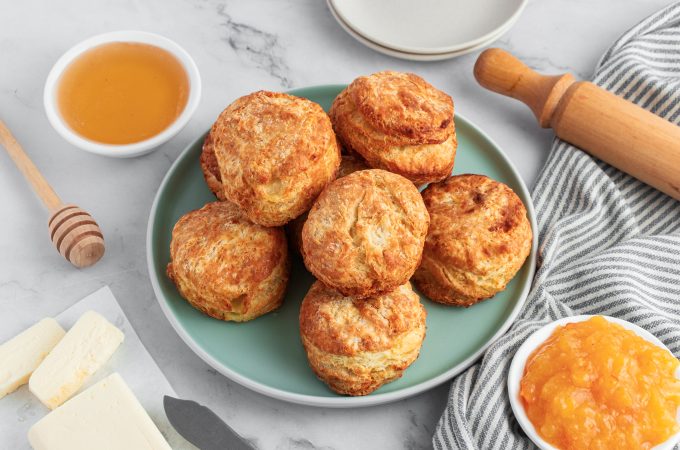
[474,48,680,200]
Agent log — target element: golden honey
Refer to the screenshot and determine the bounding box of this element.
[57,41,189,145]
[520,316,680,450]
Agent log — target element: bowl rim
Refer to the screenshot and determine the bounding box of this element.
[328,0,528,55]
[326,0,521,62]
[43,30,202,158]
[507,314,680,450]
[145,90,540,407]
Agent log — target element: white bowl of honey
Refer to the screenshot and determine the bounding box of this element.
[44,30,201,158]
[508,315,680,450]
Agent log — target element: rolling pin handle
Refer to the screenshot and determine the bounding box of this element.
[473,48,575,128]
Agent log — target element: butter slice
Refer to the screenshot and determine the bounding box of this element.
[29,310,124,409]
[28,372,171,450]
[0,318,65,399]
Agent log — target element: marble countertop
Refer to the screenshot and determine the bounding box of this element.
[0,0,671,448]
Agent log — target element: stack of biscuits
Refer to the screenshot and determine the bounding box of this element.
[167,72,532,396]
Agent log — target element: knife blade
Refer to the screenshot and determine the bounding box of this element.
[163,395,254,450]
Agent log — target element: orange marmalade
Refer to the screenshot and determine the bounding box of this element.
[520,316,680,450]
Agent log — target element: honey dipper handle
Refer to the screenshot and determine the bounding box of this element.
[0,120,62,212]
[473,48,575,127]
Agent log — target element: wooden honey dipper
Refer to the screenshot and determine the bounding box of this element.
[0,121,104,268]
[474,48,680,200]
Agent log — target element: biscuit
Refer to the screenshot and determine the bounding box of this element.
[212,91,341,226]
[299,281,426,396]
[413,174,532,306]
[330,71,456,185]
[287,154,368,253]
[167,201,290,321]
[199,128,226,201]
[302,169,429,298]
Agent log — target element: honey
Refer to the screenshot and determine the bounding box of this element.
[520,316,680,450]
[57,42,189,145]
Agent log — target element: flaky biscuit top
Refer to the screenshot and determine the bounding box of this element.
[421,174,531,276]
[167,201,288,312]
[302,169,429,297]
[299,281,426,356]
[213,91,340,226]
[329,72,456,185]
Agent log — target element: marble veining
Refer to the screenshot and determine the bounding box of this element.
[0,0,671,448]
[217,4,293,88]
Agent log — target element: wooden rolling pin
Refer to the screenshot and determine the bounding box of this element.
[0,121,104,268]
[474,48,680,200]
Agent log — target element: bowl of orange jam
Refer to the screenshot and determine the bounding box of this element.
[508,315,680,450]
[44,30,201,157]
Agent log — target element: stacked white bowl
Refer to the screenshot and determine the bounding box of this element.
[327,0,527,61]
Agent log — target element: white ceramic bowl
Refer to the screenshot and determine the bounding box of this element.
[44,30,201,158]
[329,0,527,55]
[508,315,680,450]
[326,0,519,62]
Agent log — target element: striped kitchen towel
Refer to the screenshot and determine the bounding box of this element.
[433,3,680,449]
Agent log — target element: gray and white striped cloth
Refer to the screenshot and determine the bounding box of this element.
[433,3,680,449]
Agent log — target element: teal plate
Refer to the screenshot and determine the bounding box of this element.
[147,85,538,407]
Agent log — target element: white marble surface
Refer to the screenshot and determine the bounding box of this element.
[0,0,672,449]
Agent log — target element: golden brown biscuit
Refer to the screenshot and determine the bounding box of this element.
[299,281,426,396]
[167,201,290,321]
[287,154,368,253]
[302,169,429,298]
[413,174,532,307]
[199,128,226,201]
[330,71,456,185]
[212,91,341,226]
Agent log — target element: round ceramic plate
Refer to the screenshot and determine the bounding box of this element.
[327,0,519,62]
[147,85,538,408]
[330,0,527,55]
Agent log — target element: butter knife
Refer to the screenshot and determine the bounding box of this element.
[163,396,254,450]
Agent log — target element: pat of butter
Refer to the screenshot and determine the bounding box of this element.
[0,318,65,399]
[28,372,171,450]
[29,310,124,409]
